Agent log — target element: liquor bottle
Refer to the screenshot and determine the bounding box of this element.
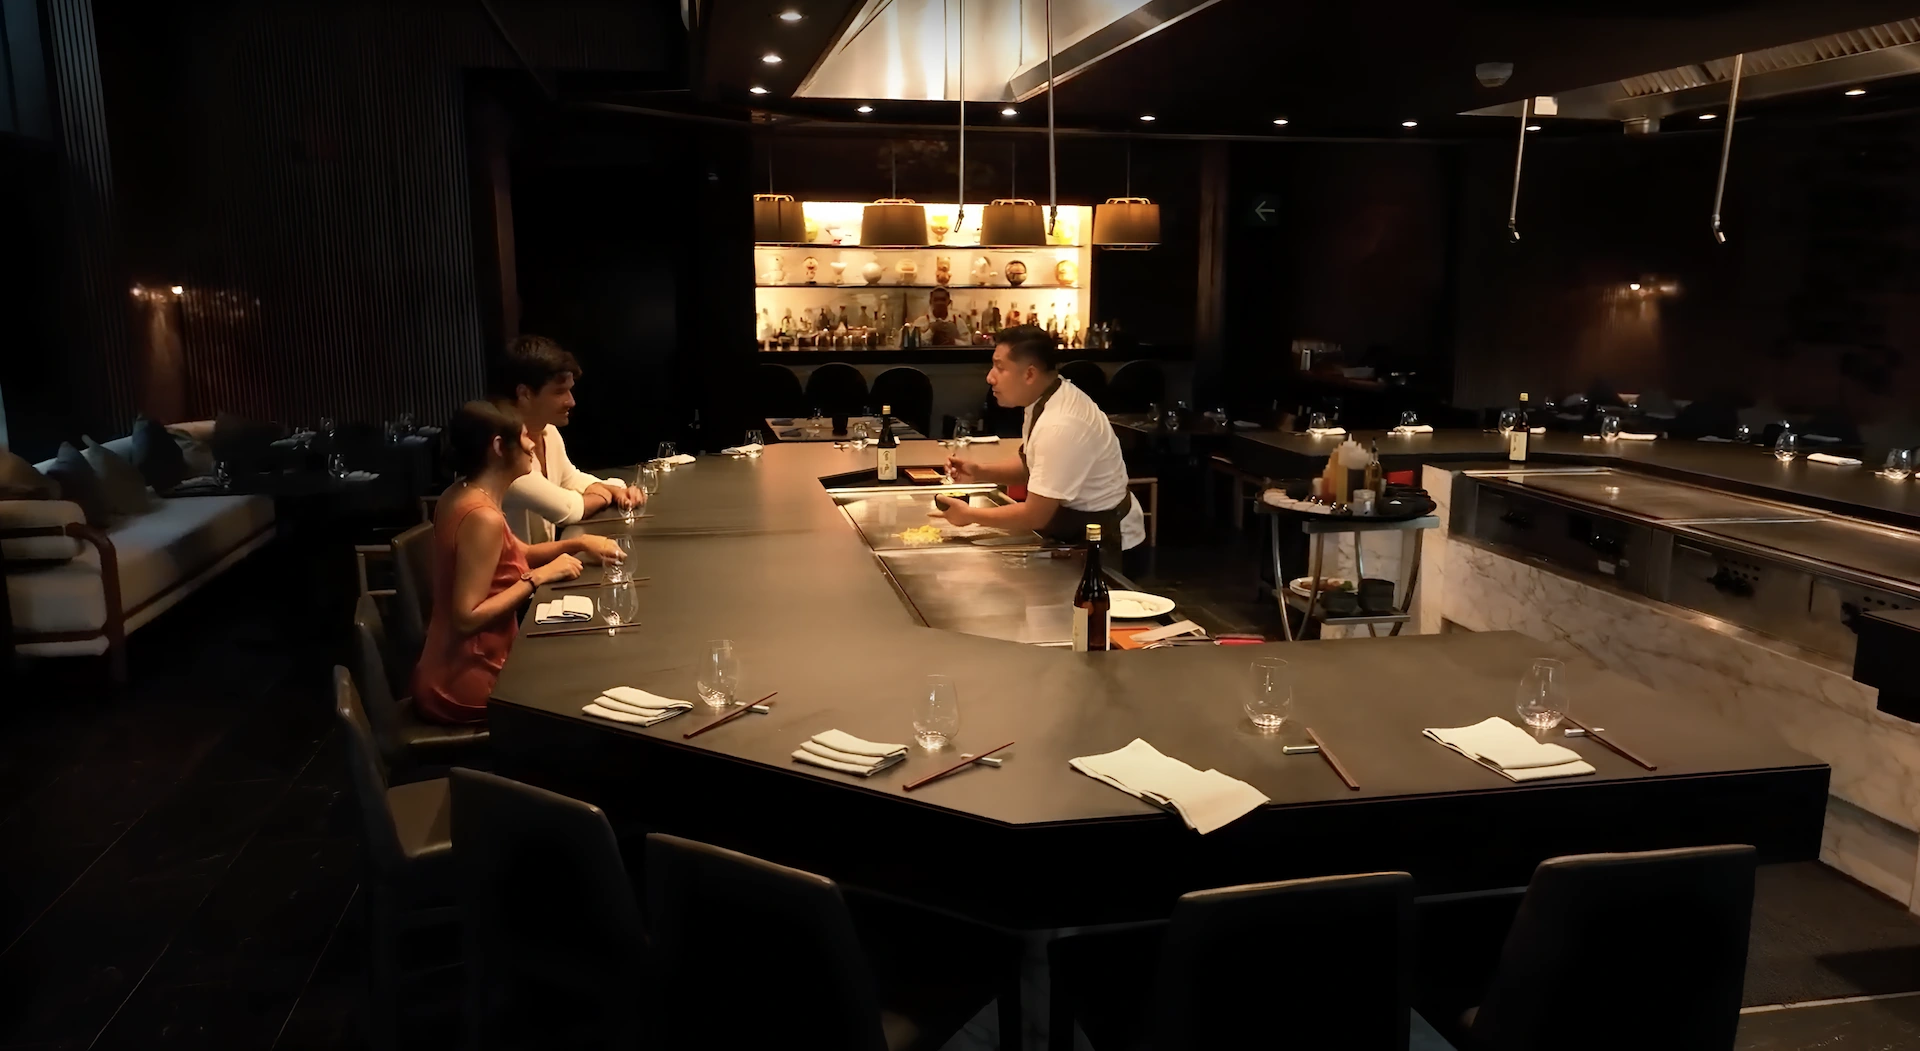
[1029,304,1039,332]
[1072,524,1111,652]
[876,304,891,346]
[817,307,834,334]
[876,405,898,481]
[856,305,872,331]
[838,306,851,331]
[1509,392,1530,462]
[779,308,795,339]
[1364,440,1383,494]
[969,308,982,342]
[985,300,1001,331]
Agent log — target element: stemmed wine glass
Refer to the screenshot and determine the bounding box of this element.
[601,583,639,636]
[1515,658,1569,730]
[638,464,662,499]
[914,675,961,749]
[603,534,634,583]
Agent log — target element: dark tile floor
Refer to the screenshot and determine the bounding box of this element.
[4,516,1920,1050]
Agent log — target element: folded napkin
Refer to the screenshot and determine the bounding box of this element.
[1808,453,1863,466]
[1233,420,1261,430]
[1389,424,1434,435]
[769,418,795,426]
[778,429,801,438]
[581,686,694,726]
[656,454,696,466]
[721,443,764,455]
[535,594,595,624]
[1697,435,1734,442]
[341,470,380,481]
[1069,739,1269,834]
[1528,427,1545,434]
[966,434,1001,443]
[1617,432,1657,441]
[1806,434,1842,444]
[1423,717,1594,782]
[1305,427,1348,437]
[791,729,909,777]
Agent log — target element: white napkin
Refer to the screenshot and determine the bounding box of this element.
[342,470,380,481]
[1389,424,1434,435]
[1233,420,1260,430]
[1423,717,1595,782]
[535,594,595,624]
[1806,434,1842,443]
[583,687,694,727]
[1069,739,1269,834]
[1306,427,1347,437]
[1808,453,1863,466]
[721,443,764,455]
[1617,432,1657,441]
[966,434,1001,443]
[656,454,696,465]
[791,729,908,776]
[1697,435,1734,442]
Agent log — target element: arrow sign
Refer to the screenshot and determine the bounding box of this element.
[1247,193,1281,227]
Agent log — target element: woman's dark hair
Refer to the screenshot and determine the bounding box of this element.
[996,324,1059,371]
[488,334,582,400]
[446,400,524,477]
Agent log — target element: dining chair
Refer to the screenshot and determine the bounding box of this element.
[449,769,648,1051]
[1058,360,1109,407]
[645,833,1017,1051]
[870,367,934,436]
[335,667,457,1051]
[388,520,435,672]
[1456,844,1756,1051]
[755,362,809,419]
[803,361,871,417]
[1050,871,1415,1051]
[350,594,489,777]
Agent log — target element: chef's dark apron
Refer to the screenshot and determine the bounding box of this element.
[1021,378,1131,557]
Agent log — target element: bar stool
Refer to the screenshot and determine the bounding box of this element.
[1449,844,1756,1051]
[335,667,457,1051]
[1050,871,1416,1051]
[1126,477,1159,547]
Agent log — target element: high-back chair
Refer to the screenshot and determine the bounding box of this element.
[388,520,436,671]
[870,367,934,436]
[1106,360,1166,414]
[803,362,871,417]
[350,594,489,776]
[1058,360,1110,408]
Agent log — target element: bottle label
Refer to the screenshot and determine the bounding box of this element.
[1072,606,1109,651]
[1508,430,1528,461]
[877,447,896,480]
[1072,606,1089,652]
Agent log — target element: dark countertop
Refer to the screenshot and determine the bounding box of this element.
[1233,429,1920,529]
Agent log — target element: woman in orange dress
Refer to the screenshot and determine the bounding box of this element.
[412,401,624,724]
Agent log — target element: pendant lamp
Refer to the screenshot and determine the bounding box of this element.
[980,145,1046,246]
[1094,138,1159,250]
[861,144,929,247]
[753,193,807,245]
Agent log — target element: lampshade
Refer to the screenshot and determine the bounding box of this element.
[859,199,928,247]
[753,193,807,244]
[1093,197,1160,249]
[979,198,1046,247]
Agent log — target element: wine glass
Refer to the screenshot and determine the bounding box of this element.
[850,421,870,449]
[639,464,662,499]
[603,534,634,583]
[951,420,971,448]
[696,639,740,708]
[914,674,961,749]
[1734,423,1752,444]
[327,453,348,479]
[655,441,678,468]
[1246,657,1293,732]
[214,460,233,489]
[398,411,415,436]
[1398,410,1421,428]
[743,429,765,455]
[1884,448,1914,480]
[601,583,639,636]
[1497,408,1521,436]
[1600,413,1623,441]
[1515,657,1569,730]
[1774,431,1800,463]
[1308,411,1331,432]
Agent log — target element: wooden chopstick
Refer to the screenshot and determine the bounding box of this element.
[683,692,778,739]
[1562,713,1656,770]
[576,513,655,526]
[524,622,645,639]
[549,577,650,590]
[903,740,1014,791]
[1305,727,1359,790]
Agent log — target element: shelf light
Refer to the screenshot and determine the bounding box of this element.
[1846,87,1867,96]
[1698,113,1717,120]
[1401,120,1419,128]
[1525,124,1541,131]
[1272,118,1289,126]
[1138,114,1155,122]
[778,10,803,21]
[1002,107,1017,116]
[762,53,782,64]
[856,104,874,114]
[749,86,768,95]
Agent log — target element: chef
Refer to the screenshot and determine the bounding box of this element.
[933,325,1144,558]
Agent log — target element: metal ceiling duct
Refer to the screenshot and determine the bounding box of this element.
[1463,17,1920,125]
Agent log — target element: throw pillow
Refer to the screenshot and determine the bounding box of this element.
[43,442,109,526]
[0,448,58,499]
[130,415,190,492]
[81,436,155,515]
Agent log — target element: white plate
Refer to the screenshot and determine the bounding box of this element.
[1109,590,1175,619]
[1287,577,1354,598]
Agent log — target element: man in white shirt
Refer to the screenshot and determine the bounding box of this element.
[933,325,1143,556]
[490,335,644,544]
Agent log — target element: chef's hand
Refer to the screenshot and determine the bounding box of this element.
[931,494,976,526]
[945,456,977,483]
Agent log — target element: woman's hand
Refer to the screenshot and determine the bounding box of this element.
[577,534,624,564]
[533,553,584,585]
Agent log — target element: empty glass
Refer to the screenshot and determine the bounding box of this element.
[655,441,678,464]
[601,583,639,635]
[951,420,971,447]
[914,674,961,749]
[1246,657,1293,731]
[639,464,662,498]
[603,534,635,583]
[1497,408,1521,436]
[696,639,740,707]
[743,429,765,455]
[1515,658,1569,730]
[1774,431,1800,463]
[1398,410,1421,428]
[1599,413,1623,441]
[849,421,870,448]
[1308,411,1331,432]
[1885,448,1914,480]
[214,460,233,489]
[1734,423,1753,444]
[398,411,415,435]
[327,453,348,479]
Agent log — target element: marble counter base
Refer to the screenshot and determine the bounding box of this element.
[1420,465,1920,912]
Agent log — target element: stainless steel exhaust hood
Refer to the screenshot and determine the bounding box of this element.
[1464,17,1920,127]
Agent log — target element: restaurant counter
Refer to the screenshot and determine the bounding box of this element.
[489,440,1825,930]
[1232,429,1920,530]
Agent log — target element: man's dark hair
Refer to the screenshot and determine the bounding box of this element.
[996,324,1058,371]
[488,334,582,400]
[445,400,524,477]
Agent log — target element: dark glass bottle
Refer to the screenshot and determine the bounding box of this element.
[876,404,898,481]
[1072,524,1110,652]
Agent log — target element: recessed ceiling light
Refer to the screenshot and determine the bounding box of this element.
[1401,120,1418,128]
[762,53,782,64]
[856,104,874,114]
[1845,87,1867,96]
[778,10,803,21]
[1002,107,1017,116]
[1139,114,1155,122]
[1272,118,1289,126]
[1698,113,1717,120]
[749,86,768,95]
[1525,124,1541,131]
